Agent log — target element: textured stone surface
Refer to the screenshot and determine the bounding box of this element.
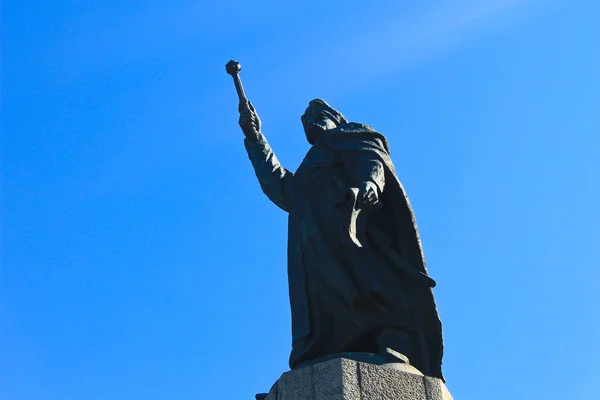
[263,357,452,400]
[359,361,426,400]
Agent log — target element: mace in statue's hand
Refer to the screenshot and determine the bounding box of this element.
[356,180,379,209]
[238,100,261,140]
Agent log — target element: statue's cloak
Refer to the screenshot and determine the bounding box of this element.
[286,123,444,379]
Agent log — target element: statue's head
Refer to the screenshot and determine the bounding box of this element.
[301,99,347,144]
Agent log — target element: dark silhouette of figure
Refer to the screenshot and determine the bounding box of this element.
[239,99,444,380]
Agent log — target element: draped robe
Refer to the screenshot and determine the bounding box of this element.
[244,122,444,379]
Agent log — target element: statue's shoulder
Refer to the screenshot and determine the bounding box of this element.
[326,122,391,154]
[330,122,377,135]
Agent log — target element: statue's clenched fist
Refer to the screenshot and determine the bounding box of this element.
[239,100,261,140]
[357,180,379,209]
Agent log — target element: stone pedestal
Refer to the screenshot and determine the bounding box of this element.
[260,357,452,400]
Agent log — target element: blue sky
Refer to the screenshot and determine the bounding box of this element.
[2,0,599,399]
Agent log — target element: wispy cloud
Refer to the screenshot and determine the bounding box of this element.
[340,0,528,76]
[262,0,534,97]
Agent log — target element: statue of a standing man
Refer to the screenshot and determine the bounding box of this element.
[238,98,444,380]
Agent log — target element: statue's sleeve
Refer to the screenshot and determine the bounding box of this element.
[342,144,386,194]
[244,134,294,212]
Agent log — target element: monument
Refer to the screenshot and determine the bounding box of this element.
[226,60,452,399]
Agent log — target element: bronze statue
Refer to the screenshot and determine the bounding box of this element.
[227,60,444,380]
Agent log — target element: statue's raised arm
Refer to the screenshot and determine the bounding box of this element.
[225,60,293,212]
[239,100,294,212]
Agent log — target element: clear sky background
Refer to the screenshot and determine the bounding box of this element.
[2,1,599,399]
